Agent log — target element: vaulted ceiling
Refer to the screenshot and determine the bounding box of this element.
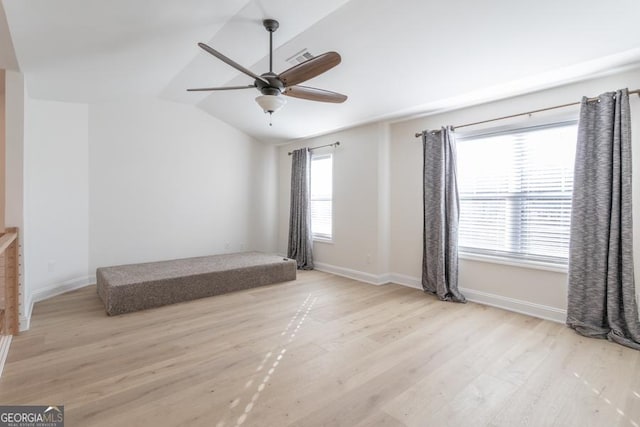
[2,0,640,142]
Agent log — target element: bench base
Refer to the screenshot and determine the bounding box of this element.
[96,252,297,315]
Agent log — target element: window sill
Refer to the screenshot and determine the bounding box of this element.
[459,251,568,274]
[313,237,333,244]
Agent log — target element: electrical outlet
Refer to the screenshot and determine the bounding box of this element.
[366,254,372,264]
[48,260,56,273]
[225,242,230,250]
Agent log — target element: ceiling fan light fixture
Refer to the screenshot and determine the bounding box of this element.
[255,94,286,114]
[188,19,347,126]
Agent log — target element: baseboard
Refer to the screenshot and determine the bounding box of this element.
[460,287,567,323]
[0,335,12,378]
[18,267,566,330]
[32,275,96,303]
[388,273,567,324]
[388,273,422,289]
[314,262,389,286]
[20,275,96,332]
[19,295,33,332]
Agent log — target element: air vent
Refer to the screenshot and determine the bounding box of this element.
[286,49,314,66]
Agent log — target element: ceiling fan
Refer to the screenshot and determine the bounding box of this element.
[187,19,347,125]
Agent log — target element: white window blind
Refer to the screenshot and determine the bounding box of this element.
[456,121,578,264]
[310,154,332,240]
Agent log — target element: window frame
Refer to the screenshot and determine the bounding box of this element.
[455,119,578,272]
[309,152,333,242]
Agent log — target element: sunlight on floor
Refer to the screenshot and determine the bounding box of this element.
[573,371,638,426]
[214,294,318,427]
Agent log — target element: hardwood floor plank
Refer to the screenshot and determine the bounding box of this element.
[0,270,637,427]
[382,310,541,425]
[428,373,519,427]
[285,304,511,426]
[354,411,406,427]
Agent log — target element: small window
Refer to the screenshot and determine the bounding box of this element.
[310,153,333,240]
[456,121,578,265]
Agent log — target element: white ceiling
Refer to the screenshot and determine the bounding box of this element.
[3,0,640,143]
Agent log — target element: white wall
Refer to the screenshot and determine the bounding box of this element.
[390,69,640,320]
[278,122,391,281]
[278,68,640,321]
[249,140,279,255]
[4,71,26,328]
[3,71,23,230]
[1,70,5,232]
[88,98,277,271]
[7,93,278,330]
[23,97,90,305]
[8,94,277,330]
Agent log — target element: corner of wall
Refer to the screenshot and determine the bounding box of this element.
[377,122,391,275]
[314,262,390,286]
[19,293,32,332]
[5,70,28,332]
[19,274,95,332]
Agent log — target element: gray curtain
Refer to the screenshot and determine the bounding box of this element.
[567,88,640,350]
[287,148,314,270]
[422,127,466,303]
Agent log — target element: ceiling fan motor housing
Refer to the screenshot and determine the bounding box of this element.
[256,72,285,96]
[188,17,347,106]
[263,19,279,32]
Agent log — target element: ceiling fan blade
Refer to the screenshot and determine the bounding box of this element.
[198,42,269,85]
[187,85,255,92]
[279,52,341,87]
[284,85,347,103]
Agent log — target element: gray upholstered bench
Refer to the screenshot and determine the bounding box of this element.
[96,252,297,315]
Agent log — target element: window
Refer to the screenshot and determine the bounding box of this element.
[310,153,333,240]
[456,121,578,265]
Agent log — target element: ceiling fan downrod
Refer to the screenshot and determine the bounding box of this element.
[187,17,347,126]
[263,19,279,74]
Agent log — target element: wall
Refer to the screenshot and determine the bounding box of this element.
[278,122,391,282]
[0,69,5,232]
[4,71,25,328]
[278,68,640,322]
[88,98,277,271]
[23,97,90,308]
[390,68,640,321]
[5,71,24,230]
[249,140,279,255]
[9,94,277,330]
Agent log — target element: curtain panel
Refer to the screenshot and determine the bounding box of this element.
[287,148,314,270]
[567,88,640,350]
[422,127,466,303]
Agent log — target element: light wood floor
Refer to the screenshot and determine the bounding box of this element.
[0,271,639,426]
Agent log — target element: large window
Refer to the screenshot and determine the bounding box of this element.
[456,121,578,265]
[310,153,333,240]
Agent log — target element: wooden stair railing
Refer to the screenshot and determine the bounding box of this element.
[0,228,19,335]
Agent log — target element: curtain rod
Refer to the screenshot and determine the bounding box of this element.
[414,89,640,138]
[288,141,340,155]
